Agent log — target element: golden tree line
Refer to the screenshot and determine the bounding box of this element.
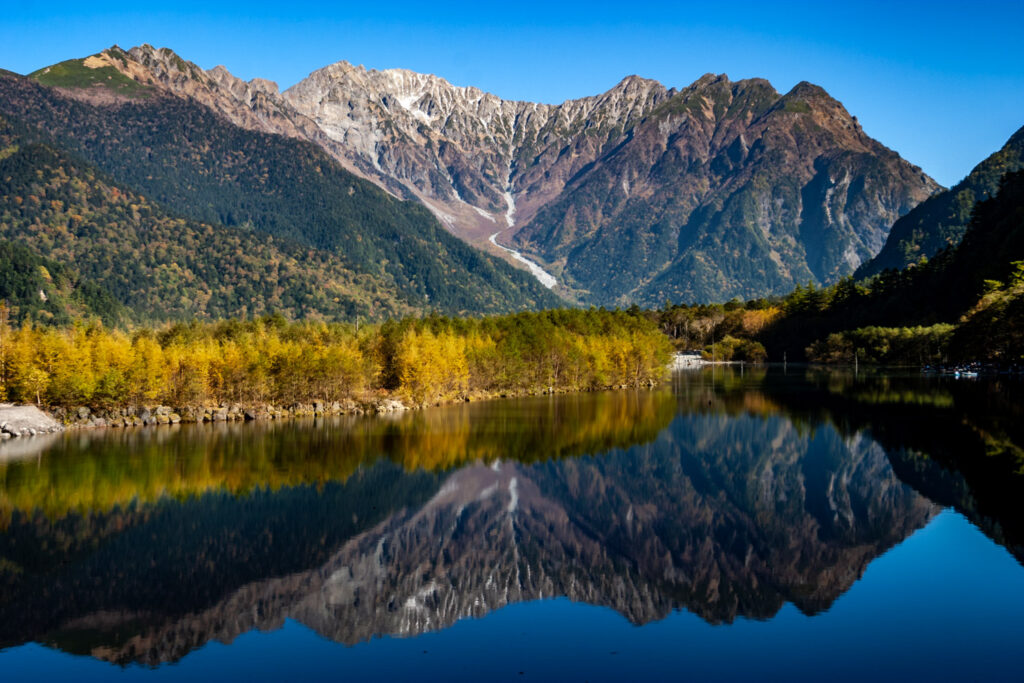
[0,308,673,408]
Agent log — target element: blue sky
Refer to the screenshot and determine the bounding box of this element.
[2,1,1022,187]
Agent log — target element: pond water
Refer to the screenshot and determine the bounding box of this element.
[1,367,1022,681]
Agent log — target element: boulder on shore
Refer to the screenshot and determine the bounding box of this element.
[371,399,408,414]
[0,404,63,437]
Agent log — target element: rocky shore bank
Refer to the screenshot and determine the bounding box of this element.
[46,398,410,431]
[1,379,666,438]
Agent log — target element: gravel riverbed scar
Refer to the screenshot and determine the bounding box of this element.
[488,230,557,289]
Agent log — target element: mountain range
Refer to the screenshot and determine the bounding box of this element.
[0,45,951,320]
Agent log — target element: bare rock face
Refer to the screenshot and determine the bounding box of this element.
[115,46,320,143]
[97,46,383,187]
[94,45,940,303]
[283,66,672,240]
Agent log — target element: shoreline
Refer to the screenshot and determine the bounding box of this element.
[0,381,665,439]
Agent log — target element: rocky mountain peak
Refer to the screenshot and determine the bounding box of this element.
[778,80,851,119]
[124,44,209,85]
[510,72,939,303]
[205,65,281,102]
[786,80,830,99]
[82,45,334,152]
[248,78,280,96]
[605,74,668,98]
[281,63,676,240]
[692,72,726,87]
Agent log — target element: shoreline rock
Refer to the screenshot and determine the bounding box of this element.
[670,353,742,369]
[0,404,64,439]
[45,397,415,431]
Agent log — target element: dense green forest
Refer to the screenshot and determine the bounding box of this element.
[0,241,124,325]
[0,71,562,318]
[651,299,778,361]
[857,124,1024,278]
[3,154,1020,375]
[4,158,1020,404]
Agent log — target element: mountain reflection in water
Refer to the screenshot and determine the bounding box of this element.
[0,368,1021,667]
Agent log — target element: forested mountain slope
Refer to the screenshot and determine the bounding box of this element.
[0,68,561,321]
[0,239,124,325]
[856,124,1024,278]
[0,126,408,322]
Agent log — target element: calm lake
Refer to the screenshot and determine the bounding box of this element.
[1,367,1022,681]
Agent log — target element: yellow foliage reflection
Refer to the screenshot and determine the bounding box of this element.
[0,389,676,524]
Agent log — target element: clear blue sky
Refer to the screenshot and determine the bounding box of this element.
[2,1,1022,187]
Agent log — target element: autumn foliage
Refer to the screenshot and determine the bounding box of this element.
[0,308,673,409]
